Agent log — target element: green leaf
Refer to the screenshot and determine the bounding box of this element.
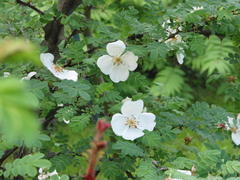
[192,35,234,75]
[3,153,51,178]
[221,161,240,176]
[197,150,222,176]
[112,141,145,157]
[50,154,72,172]
[172,157,197,170]
[53,80,91,101]
[99,161,124,180]
[0,39,40,65]
[150,67,186,96]
[69,114,91,131]
[0,78,40,146]
[135,159,159,180]
[141,131,162,148]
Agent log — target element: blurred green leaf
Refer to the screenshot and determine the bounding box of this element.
[0,78,40,146]
[0,39,40,65]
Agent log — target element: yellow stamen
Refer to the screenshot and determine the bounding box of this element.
[53,65,64,72]
[230,127,237,133]
[172,36,177,41]
[125,118,138,128]
[113,57,122,65]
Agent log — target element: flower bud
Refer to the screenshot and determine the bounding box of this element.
[217,123,226,129]
[97,120,111,132]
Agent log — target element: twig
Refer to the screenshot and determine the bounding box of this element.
[0,147,18,166]
[82,5,94,54]
[83,5,92,37]
[42,107,61,129]
[64,29,83,48]
[15,0,44,15]
[43,0,83,57]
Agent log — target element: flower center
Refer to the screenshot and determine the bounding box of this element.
[230,127,238,133]
[125,117,138,128]
[53,65,64,72]
[113,57,122,65]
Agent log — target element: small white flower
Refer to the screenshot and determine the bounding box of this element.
[22,72,37,80]
[190,6,204,13]
[40,53,78,81]
[176,48,185,65]
[165,169,192,180]
[165,34,183,45]
[97,40,138,83]
[63,118,70,124]
[227,115,240,145]
[165,35,185,64]
[57,104,64,107]
[166,26,177,36]
[176,52,184,64]
[38,168,59,180]
[177,169,192,176]
[161,19,183,38]
[3,72,10,78]
[111,99,156,141]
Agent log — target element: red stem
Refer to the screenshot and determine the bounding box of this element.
[84,120,110,180]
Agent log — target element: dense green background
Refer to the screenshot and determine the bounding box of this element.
[1,0,240,179]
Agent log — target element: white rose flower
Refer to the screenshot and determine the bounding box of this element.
[22,72,37,80]
[40,53,78,82]
[227,115,240,145]
[97,40,138,83]
[111,99,156,141]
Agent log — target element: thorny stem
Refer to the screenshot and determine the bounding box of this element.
[15,0,44,15]
[84,120,110,180]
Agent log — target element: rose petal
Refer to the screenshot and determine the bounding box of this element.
[52,69,78,81]
[106,40,126,57]
[232,130,240,145]
[97,55,114,75]
[137,113,156,131]
[121,51,138,71]
[22,72,37,80]
[122,128,144,141]
[40,53,54,70]
[121,99,144,116]
[176,52,184,65]
[109,64,129,83]
[111,113,128,136]
[228,116,234,128]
